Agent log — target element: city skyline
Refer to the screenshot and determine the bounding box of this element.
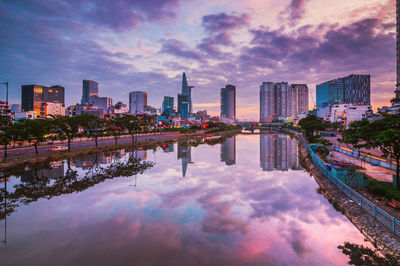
[0,0,396,120]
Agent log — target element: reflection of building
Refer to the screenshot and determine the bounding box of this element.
[260,134,301,171]
[131,150,147,161]
[21,163,64,182]
[162,144,174,153]
[178,143,192,177]
[221,136,236,165]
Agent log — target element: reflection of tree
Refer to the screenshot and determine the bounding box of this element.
[338,242,398,265]
[0,156,154,220]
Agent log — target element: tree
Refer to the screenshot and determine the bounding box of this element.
[53,115,81,151]
[80,114,104,148]
[105,118,122,145]
[24,119,51,155]
[298,115,325,139]
[119,115,142,143]
[342,114,400,189]
[0,116,12,150]
[8,122,26,148]
[338,242,398,265]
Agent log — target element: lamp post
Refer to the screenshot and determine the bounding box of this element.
[0,82,8,159]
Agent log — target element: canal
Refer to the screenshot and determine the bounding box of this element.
[0,133,371,265]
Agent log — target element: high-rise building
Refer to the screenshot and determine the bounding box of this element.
[259,82,289,122]
[81,80,98,104]
[316,78,344,108]
[88,96,112,114]
[316,74,370,110]
[21,85,65,114]
[396,0,400,99]
[221,136,236,165]
[162,96,174,115]
[288,84,309,116]
[129,91,147,114]
[11,104,21,113]
[343,74,370,105]
[220,85,236,123]
[178,142,192,177]
[178,72,194,116]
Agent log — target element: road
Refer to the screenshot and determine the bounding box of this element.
[0,133,182,160]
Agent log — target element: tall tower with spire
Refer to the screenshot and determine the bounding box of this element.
[178,72,194,116]
[396,0,400,99]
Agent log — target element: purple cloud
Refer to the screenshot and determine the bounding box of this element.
[202,12,250,33]
[160,39,204,61]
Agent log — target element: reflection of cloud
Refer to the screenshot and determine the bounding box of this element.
[283,222,314,259]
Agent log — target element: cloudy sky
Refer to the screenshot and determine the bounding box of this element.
[0,0,396,119]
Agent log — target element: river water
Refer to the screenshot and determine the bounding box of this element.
[0,133,370,265]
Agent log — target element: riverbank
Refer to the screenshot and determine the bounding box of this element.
[291,130,400,257]
[0,129,241,171]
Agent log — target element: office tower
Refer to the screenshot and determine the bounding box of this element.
[81,80,99,104]
[162,96,174,115]
[343,74,370,105]
[316,74,370,109]
[21,85,65,114]
[221,136,236,165]
[88,96,112,114]
[181,102,189,119]
[316,79,344,108]
[288,84,309,116]
[220,85,236,122]
[129,91,147,114]
[178,72,194,116]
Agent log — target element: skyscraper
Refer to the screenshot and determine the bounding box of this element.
[81,80,98,104]
[259,82,289,122]
[178,72,194,116]
[220,84,236,123]
[162,96,174,115]
[396,0,400,99]
[288,84,309,116]
[21,84,65,114]
[129,91,147,114]
[316,78,344,108]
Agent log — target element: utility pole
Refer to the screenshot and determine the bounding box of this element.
[0,82,9,160]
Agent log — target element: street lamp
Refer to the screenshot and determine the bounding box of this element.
[0,82,8,159]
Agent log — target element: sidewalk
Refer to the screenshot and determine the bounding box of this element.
[328,150,395,183]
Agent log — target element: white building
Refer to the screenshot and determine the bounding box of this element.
[40,102,66,118]
[14,111,37,122]
[113,102,129,114]
[329,104,348,123]
[129,91,147,114]
[346,105,372,128]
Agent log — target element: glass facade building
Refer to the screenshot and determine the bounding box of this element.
[21,84,65,114]
[316,74,370,109]
[129,91,147,114]
[220,84,236,121]
[162,96,174,116]
[81,80,99,104]
[177,73,193,116]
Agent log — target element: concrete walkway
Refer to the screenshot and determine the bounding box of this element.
[328,150,395,183]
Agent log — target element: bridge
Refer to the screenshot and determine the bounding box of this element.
[239,122,284,131]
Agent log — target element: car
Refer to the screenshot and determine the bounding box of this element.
[51,146,68,151]
[47,142,54,145]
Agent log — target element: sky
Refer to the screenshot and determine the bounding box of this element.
[0,0,396,120]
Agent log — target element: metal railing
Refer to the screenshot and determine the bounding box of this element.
[286,128,400,236]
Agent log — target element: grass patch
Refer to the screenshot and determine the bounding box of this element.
[366,180,400,201]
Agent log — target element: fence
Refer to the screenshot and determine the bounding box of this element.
[285,128,400,236]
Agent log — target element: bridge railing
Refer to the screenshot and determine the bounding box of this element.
[285,128,400,236]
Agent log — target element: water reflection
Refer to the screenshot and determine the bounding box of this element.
[221,136,236,165]
[260,133,301,171]
[0,134,370,265]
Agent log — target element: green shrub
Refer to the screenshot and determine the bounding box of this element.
[366,180,400,201]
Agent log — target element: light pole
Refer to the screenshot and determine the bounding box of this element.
[0,82,8,159]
